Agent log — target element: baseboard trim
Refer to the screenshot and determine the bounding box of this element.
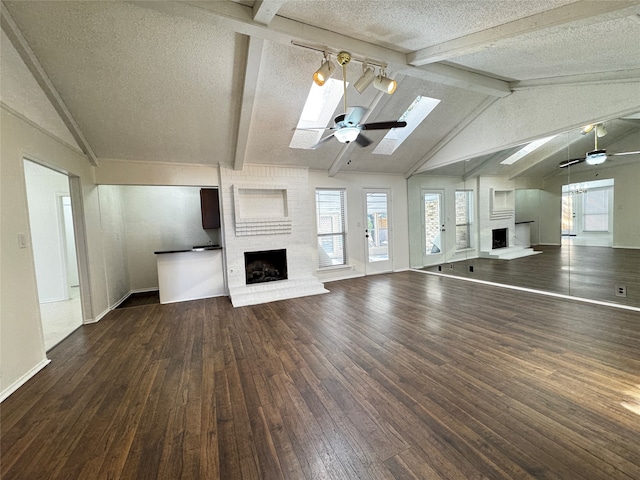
[0,358,51,403]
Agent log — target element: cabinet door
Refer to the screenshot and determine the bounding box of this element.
[200,188,220,229]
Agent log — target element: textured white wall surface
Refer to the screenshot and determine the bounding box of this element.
[1,109,102,400]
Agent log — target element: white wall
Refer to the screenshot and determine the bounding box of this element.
[0,108,106,400]
[309,170,410,280]
[515,189,541,245]
[97,185,130,306]
[23,160,71,302]
[122,186,220,290]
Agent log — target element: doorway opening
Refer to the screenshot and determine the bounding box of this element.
[561,178,614,247]
[23,159,83,350]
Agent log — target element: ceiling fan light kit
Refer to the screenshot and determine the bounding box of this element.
[559,122,638,168]
[585,149,607,165]
[333,126,361,143]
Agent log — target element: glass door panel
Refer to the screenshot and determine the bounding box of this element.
[423,190,445,265]
[364,189,392,274]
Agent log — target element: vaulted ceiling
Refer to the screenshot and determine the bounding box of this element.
[2,0,640,179]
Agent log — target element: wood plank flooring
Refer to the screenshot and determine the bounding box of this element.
[2,271,640,479]
[422,245,640,308]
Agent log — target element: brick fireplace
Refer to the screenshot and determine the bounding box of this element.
[220,165,328,307]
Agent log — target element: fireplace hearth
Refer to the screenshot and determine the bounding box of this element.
[492,228,508,249]
[245,249,287,285]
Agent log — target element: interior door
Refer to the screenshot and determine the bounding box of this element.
[364,189,393,275]
[422,189,446,266]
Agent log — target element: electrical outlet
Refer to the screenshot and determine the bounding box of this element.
[616,285,627,298]
[449,263,454,269]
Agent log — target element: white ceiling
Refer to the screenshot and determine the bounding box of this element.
[2,0,640,178]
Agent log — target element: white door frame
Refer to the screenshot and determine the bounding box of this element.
[363,188,393,275]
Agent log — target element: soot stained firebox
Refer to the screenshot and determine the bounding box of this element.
[244,249,287,285]
[492,228,508,249]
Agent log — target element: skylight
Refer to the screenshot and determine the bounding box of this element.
[372,96,440,155]
[500,135,557,165]
[290,78,345,149]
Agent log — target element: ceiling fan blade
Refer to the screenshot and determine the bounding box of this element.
[355,133,372,148]
[610,151,640,156]
[559,157,585,168]
[310,134,335,149]
[294,126,334,131]
[344,106,367,126]
[360,121,407,130]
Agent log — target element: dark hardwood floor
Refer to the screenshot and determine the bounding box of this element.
[2,271,639,479]
[422,245,640,308]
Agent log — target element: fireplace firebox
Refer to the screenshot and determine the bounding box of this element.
[492,228,508,249]
[244,249,287,285]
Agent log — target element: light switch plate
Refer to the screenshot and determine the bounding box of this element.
[17,233,28,248]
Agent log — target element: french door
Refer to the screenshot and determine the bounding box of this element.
[422,189,446,265]
[364,189,393,275]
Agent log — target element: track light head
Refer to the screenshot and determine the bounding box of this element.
[580,124,595,135]
[353,64,375,94]
[373,70,397,94]
[596,123,607,137]
[313,54,335,86]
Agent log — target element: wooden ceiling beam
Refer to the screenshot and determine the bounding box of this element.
[233,36,264,171]
[252,0,286,25]
[145,1,512,98]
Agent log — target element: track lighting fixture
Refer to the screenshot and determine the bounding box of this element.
[305,44,397,95]
[580,124,595,135]
[373,68,397,94]
[313,52,335,86]
[353,63,375,94]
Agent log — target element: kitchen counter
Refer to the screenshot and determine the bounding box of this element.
[154,246,225,304]
[154,245,222,254]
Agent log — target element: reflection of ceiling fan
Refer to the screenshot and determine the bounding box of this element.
[298,51,407,149]
[559,123,640,168]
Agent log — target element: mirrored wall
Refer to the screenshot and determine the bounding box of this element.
[408,114,640,308]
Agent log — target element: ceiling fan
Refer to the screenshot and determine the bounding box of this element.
[559,123,640,168]
[299,51,407,149]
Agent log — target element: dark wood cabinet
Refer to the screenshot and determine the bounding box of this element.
[200,188,220,229]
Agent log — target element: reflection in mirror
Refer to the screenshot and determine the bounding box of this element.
[409,114,640,308]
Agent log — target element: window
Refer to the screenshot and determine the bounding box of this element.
[583,188,609,232]
[455,190,473,250]
[373,96,440,155]
[316,189,346,268]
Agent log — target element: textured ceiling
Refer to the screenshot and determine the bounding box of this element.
[276,0,577,53]
[2,0,639,177]
[448,11,640,80]
[0,30,80,151]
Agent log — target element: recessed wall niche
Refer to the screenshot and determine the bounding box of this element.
[490,188,514,220]
[233,185,292,236]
